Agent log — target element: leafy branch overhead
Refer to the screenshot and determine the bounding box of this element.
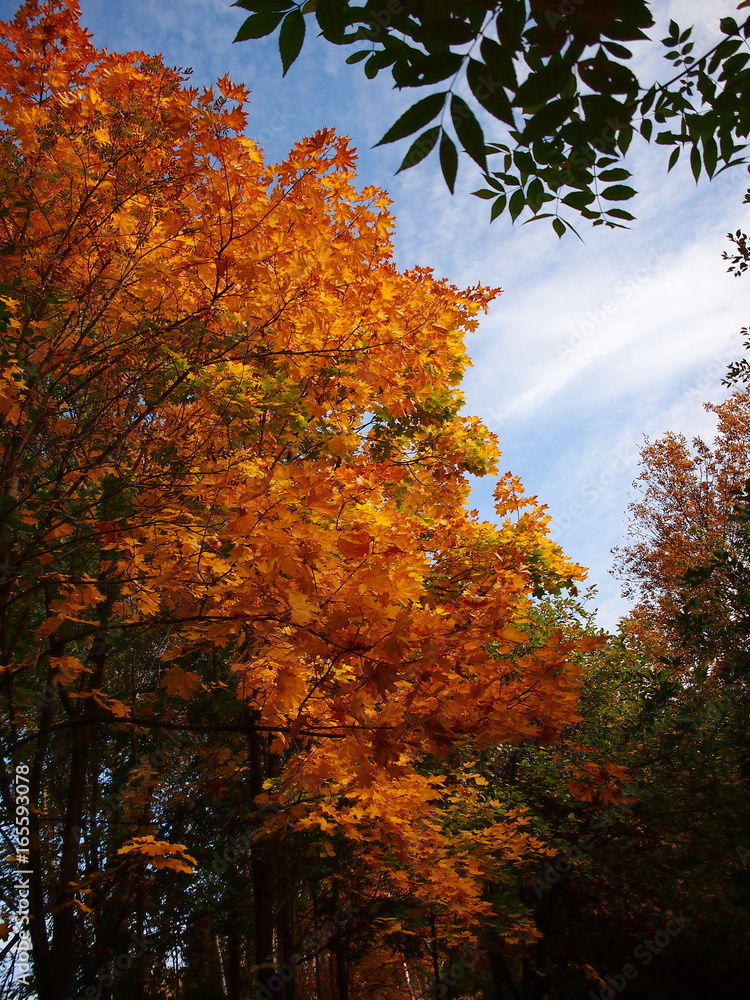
[233,0,750,237]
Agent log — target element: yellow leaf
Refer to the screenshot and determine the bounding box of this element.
[160,666,201,698]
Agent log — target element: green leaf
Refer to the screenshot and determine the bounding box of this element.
[562,190,595,210]
[346,50,369,64]
[515,63,569,108]
[603,41,633,60]
[420,17,477,47]
[450,94,487,170]
[509,188,525,222]
[234,10,285,41]
[702,134,718,177]
[279,9,305,75]
[394,51,463,87]
[606,207,636,221]
[479,37,517,90]
[315,0,355,43]
[467,58,515,127]
[617,126,633,156]
[668,146,680,171]
[490,194,507,222]
[690,145,701,181]
[396,126,440,172]
[472,189,499,200]
[640,118,653,141]
[523,98,577,144]
[601,184,636,201]
[553,217,566,239]
[375,92,446,146]
[720,17,739,35]
[439,132,458,194]
[598,167,630,182]
[233,0,293,11]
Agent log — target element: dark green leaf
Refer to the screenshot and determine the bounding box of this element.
[523,98,577,144]
[346,50,369,64]
[232,0,293,11]
[668,146,680,171]
[279,9,305,74]
[515,62,571,108]
[603,41,633,60]
[690,145,701,181]
[394,51,463,87]
[472,188,498,200]
[702,134,718,177]
[601,184,636,201]
[479,37,517,89]
[490,194,507,222]
[450,94,488,170]
[721,17,739,35]
[496,2,524,49]
[640,85,657,115]
[396,126,440,172]
[420,17,477,47]
[553,217,566,239]
[509,188,525,222]
[598,167,630,182]
[439,132,458,193]
[234,11,284,41]
[513,149,534,178]
[562,190,595,210]
[640,118,653,141]
[606,207,636,220]
[315,0,356,42]
[617,126,633,156]
[602,21,650,42]
[467,58,515,127]
[376,92,446,146]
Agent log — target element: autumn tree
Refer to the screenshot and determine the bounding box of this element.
[613,388,750,682]
[0,4,597,999]
[231,0,750,236]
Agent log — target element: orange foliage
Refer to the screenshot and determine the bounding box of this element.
[0,1,593,990]
[615,389,750,671]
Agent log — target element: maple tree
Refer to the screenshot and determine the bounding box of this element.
[0,4,601,999]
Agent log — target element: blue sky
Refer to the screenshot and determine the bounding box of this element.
[4,0,749,629]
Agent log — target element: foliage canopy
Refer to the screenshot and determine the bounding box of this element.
[232,0,750,236]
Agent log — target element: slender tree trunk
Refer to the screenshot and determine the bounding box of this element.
[248,727,278,996]
[277,839,296,1000]
[429,911,440,1000]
